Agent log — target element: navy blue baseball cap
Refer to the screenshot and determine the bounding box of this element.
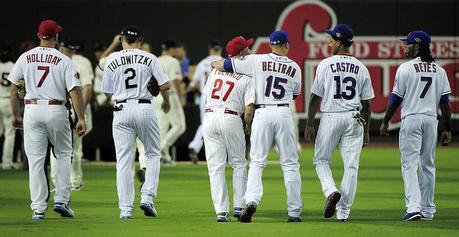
[400,31,431,45]
[270,31,289,45]
[325,24,353,43]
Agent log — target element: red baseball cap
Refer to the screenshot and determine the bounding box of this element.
[226,36,254,57]
[38,19,62,39]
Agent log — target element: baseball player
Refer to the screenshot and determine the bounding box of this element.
[0,45,16,170]
[305,24,374,222]
[8,19,86,220]
[213,31,303,223]
[136,39,186,168]
[380,30,451,221]
[101,25,171,219]
[203,36,254,222]
[188,40,223,163]
[50,38,94,191]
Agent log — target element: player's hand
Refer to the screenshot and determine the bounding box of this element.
[162,101,170,113]
[440,130,451,146]
[12,116,23,130]
[304,125,316,143]
[75,120,87,136]
[244,124,252,135]
[363,131,370,147]
[112,34,122,45]
[379,122,389,136]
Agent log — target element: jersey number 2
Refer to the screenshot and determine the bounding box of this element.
[124,68,137,89]
[211,79,234,101]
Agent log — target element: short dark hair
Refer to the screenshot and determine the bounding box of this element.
[162,39,179,50]
[121,25,142,44]
[333,36,353,48]
[0,44,13,63]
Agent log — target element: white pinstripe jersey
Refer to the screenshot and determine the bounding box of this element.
[231,53,301,105]
[392,57,451,119]
[101,49,169,101]
[7,47,81,101]
[311,55,374,112]
[204,68,255,114]
[194,55,223,93]
[0,61,14,97]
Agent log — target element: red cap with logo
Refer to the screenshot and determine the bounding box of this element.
[38,19,62,39]
[226,36,254,57]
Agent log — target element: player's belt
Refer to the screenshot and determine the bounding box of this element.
[205,108,238,116]
[115,99,151,104]
[24,99,63,105]
[254,103,289,109]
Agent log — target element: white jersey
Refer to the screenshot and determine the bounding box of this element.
[392,57,451,119]
[204,69,255,114]
[102,49,168,101]
[231,53,301,105]
[72,54,94,87]
[0,61,14,98]
[194,55,223,93]
[7,46,80,101]
[311,55,374,112]
[158,55,182,82]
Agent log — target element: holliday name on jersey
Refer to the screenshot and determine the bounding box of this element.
[107,54,153,72]
[26,53,62,65]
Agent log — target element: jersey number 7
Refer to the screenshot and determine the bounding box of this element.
[37,66,50,87]
[419,76,432,98]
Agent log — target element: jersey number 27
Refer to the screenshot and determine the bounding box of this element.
[211,79,234,101]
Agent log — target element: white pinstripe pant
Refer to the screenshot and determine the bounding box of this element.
[245,106,302,218]
[400,114,437,217]
[203,108,247,213]
[112,101,162,212]
[314,111,363,219]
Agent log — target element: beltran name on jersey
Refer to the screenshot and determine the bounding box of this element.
[26,53,62,65]
[261,61,296,78]
[107,54,153,72]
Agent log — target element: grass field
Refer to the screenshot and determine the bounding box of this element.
[0,146,458,237]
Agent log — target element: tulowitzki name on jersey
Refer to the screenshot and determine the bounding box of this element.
[107,54,153,72]
[26,54,62,65]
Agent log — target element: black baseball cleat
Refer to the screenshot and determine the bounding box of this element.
[403,212,421,221]
[188,149,199,164]
[287,216,302,222]
[239,202,257,223]
[324,191,341,218]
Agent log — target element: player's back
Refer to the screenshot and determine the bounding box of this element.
[394,57,450,118]
[0,61,14,97]
[233,53,301,105]
[16,47,74,101]
[204,68,253,114]
[72,54,94,86]
[195,55,223,93]
[103,49,160,101]
[314,55,374,112]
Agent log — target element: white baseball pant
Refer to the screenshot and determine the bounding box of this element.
[245,106,302,218]
[112,101,162,212]
[0,98,16,169]
[203,108,247,213]
[314,111,363,220]
[137,91,185,167]
[188,93,206,153]
[399,114,437,218]
[23,102,72,213]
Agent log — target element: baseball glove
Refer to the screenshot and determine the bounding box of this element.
[147,75,160,96]
[17,79,26,99]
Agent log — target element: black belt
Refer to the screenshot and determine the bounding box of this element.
[255,103,289,109]
[116,99,151,104]
[205,108,239,116]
